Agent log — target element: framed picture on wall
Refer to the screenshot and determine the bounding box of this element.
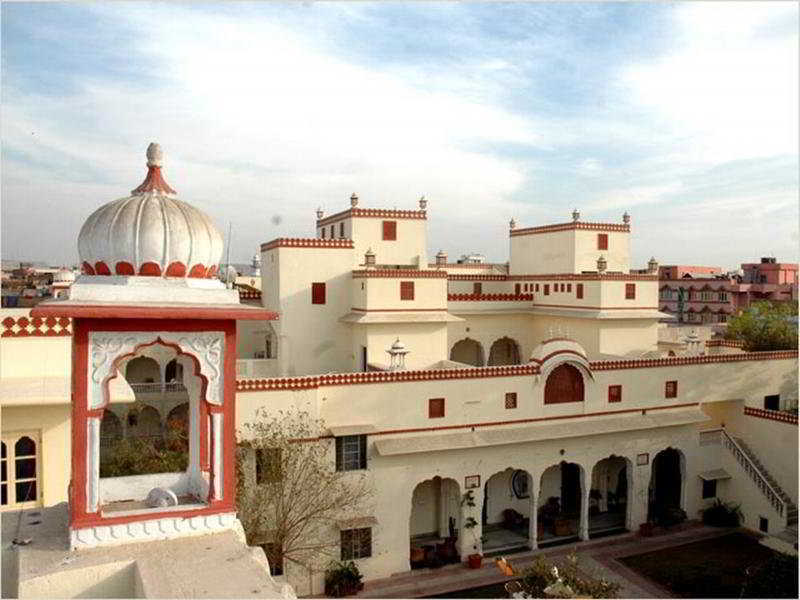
[465,475,481,489]
[637,453,649,466]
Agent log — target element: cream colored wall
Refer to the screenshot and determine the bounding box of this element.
[447,314,536,364]
[597,321,660,356]
[447,280,514,295]
[0,322,71,381]
[351,217,428,268]
[484,469,532,524]
[574,230,630,274]
[353,323,449,371]
[1,405,71,508]
[509,230,575,275]
[535,280,601,308]
[355,277,447,311]
[599,280,657,308]
[236,320,273,359]
[317,217,353,243]
[530,316,600,356]
[262,246,355,376]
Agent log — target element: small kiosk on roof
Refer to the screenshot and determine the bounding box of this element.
[32,143,277,549]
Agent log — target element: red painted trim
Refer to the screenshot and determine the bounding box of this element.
[30,304,278,321]
[530,349,588,365]
[165,262,187,277]
[744,406,798,425]
[510,221,630,236]
[72,504,235,529]
[95,261,111,276]
[447,273,658,282]
[131,165,176,195]
[1,312,72,337]
[71,320,90,524]
[82,262,96,276]
[590,350,797,370]
[350,307,448,312]
[188,264,206,278]
[139,262,162,277]
[315,207,426,227]
[352,269,448,279]
[427,263,507,270]
[448,293,534,301]
[261,238,354,251]
[705,340,744,348]
[534,303,660,310]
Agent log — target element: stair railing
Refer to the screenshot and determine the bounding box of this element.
[714,428,786,517]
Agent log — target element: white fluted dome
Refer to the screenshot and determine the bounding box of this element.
[77,143,224,278]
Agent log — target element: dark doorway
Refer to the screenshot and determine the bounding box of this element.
[650,448,682,520]
[561,462,581,514]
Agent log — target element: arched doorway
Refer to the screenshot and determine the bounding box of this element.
[126,405,162,442]
[538,462,583,545]
[482,468,533,552]
[409,477,461,569]
[649,448,685,523]
[487,337,521,366]
[544,364,584,404]
[125,356,161,385]
[449,338,485,367]
[589,456,631,536]
[100,409,123,449]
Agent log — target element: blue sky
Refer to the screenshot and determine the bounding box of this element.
[2,2,797,269]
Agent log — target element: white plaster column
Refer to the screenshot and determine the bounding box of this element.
[631,461,652,529]
[528,471,539,550]
[579,465,590,541]
[87,417,101,512]
[459,485,483,558]
[437,478,449,538]
[211,412,223,501]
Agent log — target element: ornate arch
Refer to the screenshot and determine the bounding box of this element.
[544,363,584,404]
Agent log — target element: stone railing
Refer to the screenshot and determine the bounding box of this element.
[719,428,786,516]
[128,382,187,394]
[744,406,798,425]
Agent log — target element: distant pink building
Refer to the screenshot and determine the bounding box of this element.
[659,258,798,323]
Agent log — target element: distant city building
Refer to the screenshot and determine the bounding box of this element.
[659,258,798,324]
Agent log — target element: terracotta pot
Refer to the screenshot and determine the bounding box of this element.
[467,553,483,569]
[553,518,572,537]
[410,546,425,563]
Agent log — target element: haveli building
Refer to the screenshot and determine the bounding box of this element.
[0,144,797,597]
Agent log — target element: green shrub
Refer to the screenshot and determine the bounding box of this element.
[656,506,687,528]
[741,552,799,598]
[702,499,743,527]
[99,437,188,477]
[518,552,621,599]
[324,561,363,597]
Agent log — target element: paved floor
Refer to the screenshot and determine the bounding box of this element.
[353,522,732,599]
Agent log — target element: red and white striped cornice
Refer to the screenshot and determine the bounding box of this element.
[448,293,534,301]
[447,273,658,282]
[316,207,427,227]
[2,314,71,337]
[510,221,630,237]
[261,238,354,251]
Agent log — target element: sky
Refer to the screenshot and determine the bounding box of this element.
[1,1,798,270]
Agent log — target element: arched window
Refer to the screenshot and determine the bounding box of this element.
[1,434,39,507]
[544,364,584,404]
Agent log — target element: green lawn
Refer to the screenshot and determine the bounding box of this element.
[620,532,778,598]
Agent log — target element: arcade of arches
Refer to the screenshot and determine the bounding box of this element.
[449,337,522,367]
[406,448,683,565]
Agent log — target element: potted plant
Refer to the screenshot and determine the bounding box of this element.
[461,491,483,569]
[324,560,364,597]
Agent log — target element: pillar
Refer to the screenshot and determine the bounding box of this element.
[579,465,590,541]
[437,478,449,538]
[528,471,539,550]
[631,461,652,528]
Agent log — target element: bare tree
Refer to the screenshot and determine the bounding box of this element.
[236,408,373,581]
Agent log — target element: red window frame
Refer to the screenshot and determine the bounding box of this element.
[598,233,608,250]
[339,222,345,238]
[625,283,636,300]
[535,284,540,292]
[665,381,678,398]
[382,221,397,241]
[428,398,445,418]
[515,283,521,295]
[608,385,622,403]
[567,283,572,293]
[400,281,415,301]
[576,283,583,299]
[474,282,482,295]
[321,228,326,239]
[544,284,549,296]
[311,282,326,305]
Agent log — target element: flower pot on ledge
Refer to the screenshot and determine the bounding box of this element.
[467,553,483,569]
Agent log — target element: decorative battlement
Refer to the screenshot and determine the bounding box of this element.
[510,221,631,237]
[744,406,798,425]
[448,273,658,282]
[261,238,355,251]
[316,207,427,227]
[705,340,744,348]
[448,293,534,301]
[237,350,798,392]
[352,269,448,279]
[2,314,71,337]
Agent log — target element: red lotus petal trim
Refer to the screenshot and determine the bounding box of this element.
[115,262,135,276]
[94,261,111,276]
[188,264,206,278]
[139,262,162,277]
[82,262,96,275]
[165,262,187,277]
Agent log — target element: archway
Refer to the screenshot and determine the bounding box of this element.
[589,456,631,537]
[544,364,584,404]
[449,338,485,367]
[166,402,190,453]
[126,405,162,442]
[487,337,521,366]
[409,477,461,569]
[538,462,583,545]
[165,359,184,386]
[125,356,161,386]
[99,409,123,449]
[482,468,533,552]
[649,448,685,524]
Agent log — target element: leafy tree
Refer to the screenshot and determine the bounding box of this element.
[99,416,188,477]
[502,551,621,598]
[725,301,798,351]
[235,408,373,580]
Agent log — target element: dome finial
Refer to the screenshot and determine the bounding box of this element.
[146,143,163,167]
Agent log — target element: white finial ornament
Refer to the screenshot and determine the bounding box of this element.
[387,338,409,371]
[623,211,630,224]
[419,195,427,210]
[146,143,163,167]
[572,208,580,222]
[350,192,359,207]
[316,207,324,220]
[364,247,376,267]
[509,218,516,230]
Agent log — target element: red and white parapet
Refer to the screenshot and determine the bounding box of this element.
[32,144,277,549]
